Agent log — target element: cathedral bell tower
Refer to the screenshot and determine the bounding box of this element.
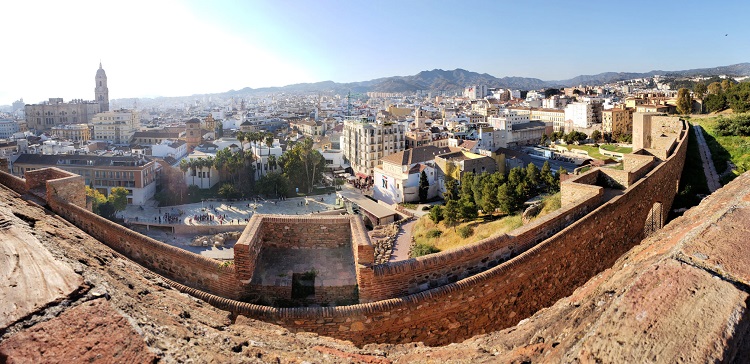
[95,62,109,112]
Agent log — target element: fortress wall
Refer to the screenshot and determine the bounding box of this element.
[234,215,264,282]
[259,215,351,249]
[218,119,687,345]
[46,174,86,208]
[47,196,244,300]
[7,119,687,346]
[0,171,28,194]
[357,188,603,302]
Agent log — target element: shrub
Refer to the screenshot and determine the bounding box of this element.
[426,229,442,238]
[457,226,474,238]
[411,242,441,257]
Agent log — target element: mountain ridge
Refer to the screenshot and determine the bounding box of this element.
[115,62,750,102]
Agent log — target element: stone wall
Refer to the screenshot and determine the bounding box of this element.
[260,216,351,249]
[0,170,27,194]
[46,196,244,300]
[357,189,602,303]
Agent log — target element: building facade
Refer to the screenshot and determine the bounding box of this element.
[0,119,20,139]
[91,109,140,144]
[342,118,405,177]
[12,153,158,205]
[602,108,634,136]
[50,124,91,142]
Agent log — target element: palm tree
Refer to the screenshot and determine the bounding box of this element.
[265,133,274,148]
[179,159,189,186]
[268,154,277,171]
[236,131,246,150]
[204,157,214,189]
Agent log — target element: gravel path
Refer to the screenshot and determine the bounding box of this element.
[693,124,722,193]
[390,219,417,262]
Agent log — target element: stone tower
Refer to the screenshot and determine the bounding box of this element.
[204,114,216,134]
[185,118,202,151]
[95,62,109,112]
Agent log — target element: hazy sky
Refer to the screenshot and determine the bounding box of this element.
[2,0,748,105]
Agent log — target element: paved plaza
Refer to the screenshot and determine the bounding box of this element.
[122,192,343,259]
[122,193,342,227]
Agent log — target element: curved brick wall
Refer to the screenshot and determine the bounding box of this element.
[0,118,688,346]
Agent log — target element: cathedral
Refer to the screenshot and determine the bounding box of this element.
[25,63,110,132]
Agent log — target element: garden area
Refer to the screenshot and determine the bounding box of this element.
[409,162,563,257]
[566,144,632,160]
[692,113,750,184]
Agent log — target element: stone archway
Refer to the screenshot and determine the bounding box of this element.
[644,201,664,238]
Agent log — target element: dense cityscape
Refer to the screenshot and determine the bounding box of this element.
[2,29,750,364]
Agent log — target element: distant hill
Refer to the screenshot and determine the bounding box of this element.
[114,63,750,103]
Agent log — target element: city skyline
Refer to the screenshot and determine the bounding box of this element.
[1,0,749,105]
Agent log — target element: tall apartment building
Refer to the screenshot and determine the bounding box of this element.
[50,124,91,142]
[0,119,20,139]
[529,108,566,132]
[12,153,158,205]
[602,108,634,136]
[25,63,109,132]
[488,109,530,131]
[342,117,405,177]
[91,109,140,144]
[464,85,488,100]
[564,102,595,128]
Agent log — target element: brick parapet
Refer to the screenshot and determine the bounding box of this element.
[48,195,243,299]
[0,170,28,194]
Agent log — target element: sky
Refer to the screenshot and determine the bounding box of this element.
[1,0,749,105]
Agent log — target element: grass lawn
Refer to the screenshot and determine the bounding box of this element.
[412,193,561,255]
[692,114,750,184]
[600,144,633,154]
[566,144,632,160]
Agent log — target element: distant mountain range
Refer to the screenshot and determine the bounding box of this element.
[123,62,750,103]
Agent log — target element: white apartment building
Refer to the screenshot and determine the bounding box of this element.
[564,102,595,128]
[530,108,566,132]
[0,119,20,139]
[342,117,405,177]
[464,85,488,100]
[91,109,140,144]
[488,109,530,131]
[249,139,283,180]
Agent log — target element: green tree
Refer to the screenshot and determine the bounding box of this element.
[108,187,129,213]
[525,163,540,189]
[418,170,429,203]
[443,200,460,229]
[443,179,458,202]
[693,82,707,99]
[86,186,107,214]
[429,205,443,223]
[279,138,325,194]
[458,197,478,221]
[676,88,692,115]
[704,93,727,113]
[257,172,291,197]
[496,184,517,215]
[708,81,722,95]
[591,130,602,142]
[218,183,239,199]
[480,175,501,213]
[721,79,733,92]
[726,82,750,113]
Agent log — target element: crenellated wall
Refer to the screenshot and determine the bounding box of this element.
[0,117,688,347]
